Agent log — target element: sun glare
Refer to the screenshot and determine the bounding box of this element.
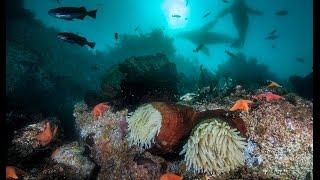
[162,0,189,29]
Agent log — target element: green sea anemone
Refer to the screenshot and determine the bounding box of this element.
[179,119,247,175]
[127,104,162,149]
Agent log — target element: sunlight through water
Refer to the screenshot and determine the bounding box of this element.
[162,0,189,29]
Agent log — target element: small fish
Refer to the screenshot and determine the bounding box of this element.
[272,45,276,48]
[134,26,140,31]
[225,50,238,58]
[265,35,278,40]
[57,32,95,48]
[268,29,277,36]
[275,10,288,16]
[114,32,119,41]
[185,17,188,20]
[48,6,97,20]
[222,0,228,3]
[296,57,305,63]
[202,12,211,18]
[172,14,181,18]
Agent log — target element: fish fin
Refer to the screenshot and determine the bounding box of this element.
[87,42,96,48]
[87,10,97,19]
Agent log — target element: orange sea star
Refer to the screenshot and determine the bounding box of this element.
[92,102,109,119]
[253,92,285,102]
[230,99,253,113]
[35,122,58,146]
[160,172,183,180]
[6,166,18,179]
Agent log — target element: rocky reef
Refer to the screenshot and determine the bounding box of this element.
[6,84,312,179]
[101,53,179,108]
[289,72,313,100]
[49,85,317,179]
[51,142,96,179]
[187,86,313,179]
[241,96,313,179]
[73,101,166,179]
[8,119,60,166]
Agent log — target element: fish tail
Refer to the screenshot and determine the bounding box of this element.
[87,9,97,19]
[88,42,96,48]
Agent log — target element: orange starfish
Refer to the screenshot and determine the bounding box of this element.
[160,173,183,180]
[36,122,58,146]
[6,166,18,179]
[253,92,285,102]
[230,99,253,113]
[92,102,109,119]
[267,81,282,88]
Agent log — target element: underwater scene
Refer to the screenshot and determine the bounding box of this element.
[6,0,313,179]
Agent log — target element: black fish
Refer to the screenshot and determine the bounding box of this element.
[275,10,288,16]
[114,32,119,41]
[265,35,278,40]
[57,32,95,48]
[48,6,97,20]
[172,14,181,18]
[202,12,211,18]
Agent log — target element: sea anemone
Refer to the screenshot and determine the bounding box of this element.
[127,102,247,156]
[127,104,162,149]
[127,102,201,154]
[179,118,247,176]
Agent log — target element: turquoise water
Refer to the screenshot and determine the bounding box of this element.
[24,0,312,79]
